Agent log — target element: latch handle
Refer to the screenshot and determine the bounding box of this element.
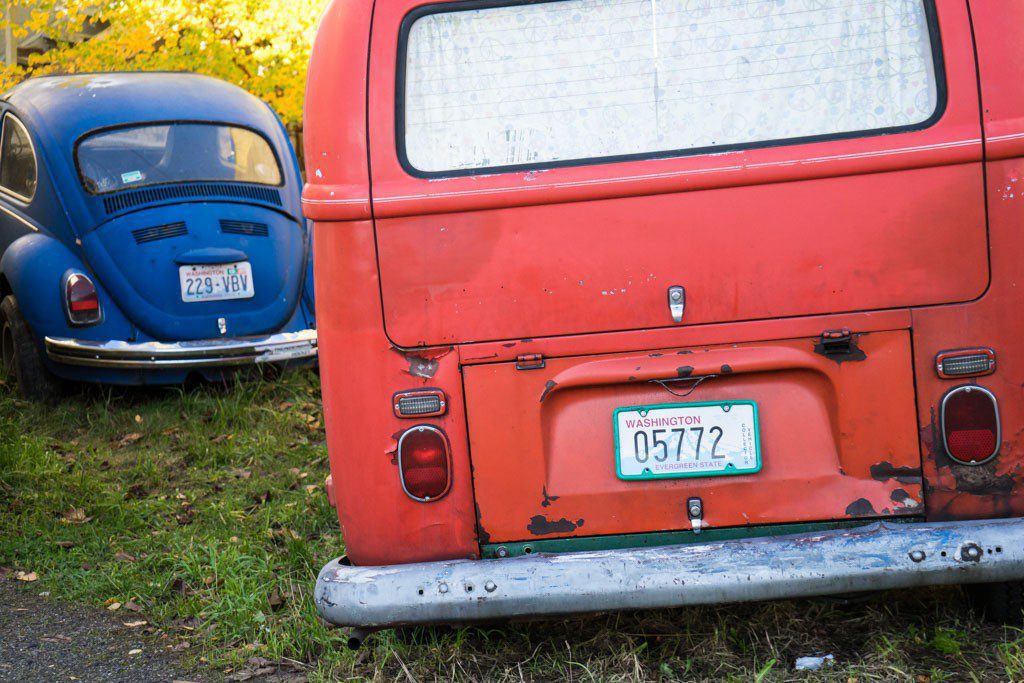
[668,286,686,323]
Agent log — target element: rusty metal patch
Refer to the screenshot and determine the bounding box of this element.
[527,515,585,536]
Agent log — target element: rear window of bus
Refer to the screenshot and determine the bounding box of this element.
[399,0,943,176]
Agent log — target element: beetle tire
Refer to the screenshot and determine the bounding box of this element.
[964,581,1024,625]
[1,295,63,402]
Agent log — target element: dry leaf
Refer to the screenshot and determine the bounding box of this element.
[230,468,252,479]
[123,620,148,628]
[116,433,144,448]
[134,414,143,424]
[62,508,92,524]
[114,551,137,563]
[128,648,142,655]
[123,601,145,613]
[267,589,285,609]
[107,602,122,611]
[15,571,38,582]
[54,540,76,549]
[211,434,234,444]
[304,485,319,495]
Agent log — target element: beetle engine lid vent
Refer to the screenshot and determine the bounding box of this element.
[220,219,269,237]
[132,222,188,244]
[102,183,283,215]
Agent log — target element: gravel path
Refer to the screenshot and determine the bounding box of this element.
[0,577,202,683]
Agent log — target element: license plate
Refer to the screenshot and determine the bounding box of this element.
[614,401,761,480]
[179,262,255,303]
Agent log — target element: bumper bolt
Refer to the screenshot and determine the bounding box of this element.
[484,581,497,593]
[909,550,926,563]
[496,546,509,558]
[961,544,983,562]
[438,582,449,594]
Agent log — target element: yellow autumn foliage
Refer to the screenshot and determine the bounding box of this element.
[0,0,329,126]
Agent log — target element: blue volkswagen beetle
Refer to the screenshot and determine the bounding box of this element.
[0,73,316,400]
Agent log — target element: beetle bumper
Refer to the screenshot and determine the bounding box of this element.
[44,329,317,370]
[315,519,1024,628]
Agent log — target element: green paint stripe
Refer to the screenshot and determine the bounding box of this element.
[480,518,920,559]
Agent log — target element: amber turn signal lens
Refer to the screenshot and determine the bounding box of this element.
[398,425,451,502]
[941,385,1000,465]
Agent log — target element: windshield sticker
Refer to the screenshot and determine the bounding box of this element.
[121,170,143,184]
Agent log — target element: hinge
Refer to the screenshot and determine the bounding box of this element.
[516,353,546,370]
[819,328,854,356]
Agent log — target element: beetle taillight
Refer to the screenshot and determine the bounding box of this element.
[64,273,101,326]
[398,425,451,502]
[941,385,1000,465]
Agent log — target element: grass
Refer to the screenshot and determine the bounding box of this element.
[1,369,1023,681]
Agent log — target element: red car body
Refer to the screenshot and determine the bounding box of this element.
[305,0,1024,632]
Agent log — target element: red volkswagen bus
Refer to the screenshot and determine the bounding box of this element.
[304,0,1024,640]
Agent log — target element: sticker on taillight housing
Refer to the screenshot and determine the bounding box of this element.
[397,425,452,502]
[941,385,1001,465]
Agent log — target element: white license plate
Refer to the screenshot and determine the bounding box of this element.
[614,401,761,480]
[179,262,254,303]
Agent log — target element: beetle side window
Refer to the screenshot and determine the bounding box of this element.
[0,115,38,201]
[402,0,941,175]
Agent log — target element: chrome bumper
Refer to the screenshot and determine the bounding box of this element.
[45,329,317,370]
[315,519,1024,628]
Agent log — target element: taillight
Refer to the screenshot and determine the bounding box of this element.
[398,425,451,502]
[941,385,1000,465]
[64,273,102,326]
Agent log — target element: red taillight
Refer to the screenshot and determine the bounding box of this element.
[942,385,1000,465]
[398,425,451,502]
[64,273,101,326]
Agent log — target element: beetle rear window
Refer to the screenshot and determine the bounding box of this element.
[402,0,941,175]
[76,123,283,194]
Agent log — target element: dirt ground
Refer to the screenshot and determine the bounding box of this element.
[0,576,203,682]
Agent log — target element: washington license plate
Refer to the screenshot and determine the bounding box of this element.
[179,262,254,303]
[614,401,761,480]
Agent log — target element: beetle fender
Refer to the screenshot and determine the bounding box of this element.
[0,232,133,344]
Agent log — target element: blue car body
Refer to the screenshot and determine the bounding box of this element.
[0,73,316,386]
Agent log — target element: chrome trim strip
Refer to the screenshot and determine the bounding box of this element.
[0,201,39,232]
[44,329,317,370]
[940,384,1001,465]
[315,519,1024,629]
